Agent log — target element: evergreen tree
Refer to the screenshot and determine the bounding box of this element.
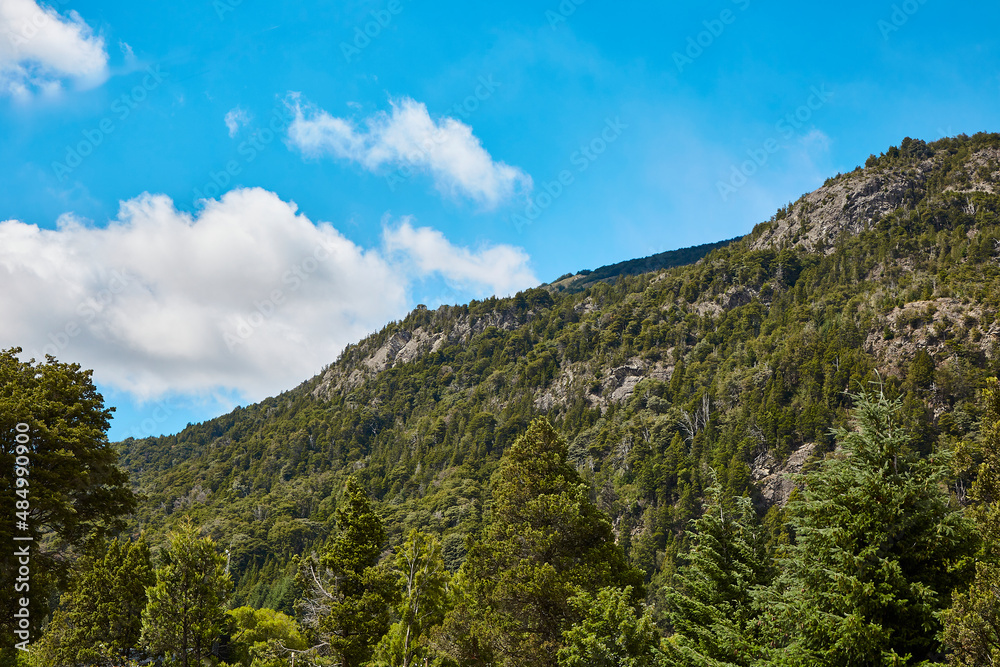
[558,586,661,667]
[298,477,399,667]
[373,529,451,667]
[32,537,154,666]
[142,521,233,667]
[439,417,644,667]
[942,378,1000,665]
[661,478,772,667]
[766,390,975,665]
[1,348,136,662]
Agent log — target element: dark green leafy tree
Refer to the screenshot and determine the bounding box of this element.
[373,529,451,667]
[766,390,975,665]
[661,478,772,667]
[439,418,644,667]
[558,586,661,667]
[142,521,233,667]
[32,537,153,666]
[942,378,1000,665]
[0,349,136,662]
[297,477,399,667]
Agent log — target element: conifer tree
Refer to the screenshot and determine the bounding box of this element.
[298,476,399,667]
[942,378,1000,665]
[142,522,233,667]
[1,349,136,662]
[661,478,772,667]
[767,390,974,665]
[558,586,661,667]
[32,537,154,666]
[439,417,644,667]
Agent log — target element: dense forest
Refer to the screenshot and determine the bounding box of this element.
[5,132,1000,665]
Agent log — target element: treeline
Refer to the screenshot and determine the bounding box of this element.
[25,391,1000,665]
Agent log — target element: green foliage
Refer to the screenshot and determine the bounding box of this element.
[766,390,975,665]
[440,418,644,667]
[298,477,400,667]
[941,379,1000,665]
[223,606,308,667]
[142,521,233,667]
[1,348,136,661]
[558,586,661,667]
[31,537,154,666]
[661,479,772,667]
[372,529,451,667]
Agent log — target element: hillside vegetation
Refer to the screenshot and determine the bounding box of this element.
[81,132,1000,664]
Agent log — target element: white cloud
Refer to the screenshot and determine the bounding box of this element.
[286,95,533,208]
[0,187,537,401]
[0,0,108,98]
[383,219,536,297]
[224,105,252,137]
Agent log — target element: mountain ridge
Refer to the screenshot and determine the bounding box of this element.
[116,132,1000,613]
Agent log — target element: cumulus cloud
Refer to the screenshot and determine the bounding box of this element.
[384,220,536,297]
[0,188,537,400]
[286,95,532,208]
[224,105,252,137]
[0,0,108,98]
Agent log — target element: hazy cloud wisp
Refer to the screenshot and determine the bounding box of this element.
[286,95,533,208]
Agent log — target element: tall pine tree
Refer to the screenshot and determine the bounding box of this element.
[438,418,643,667]
[297,476,399,667]
[661,477,773,667]
[766,390,974,665]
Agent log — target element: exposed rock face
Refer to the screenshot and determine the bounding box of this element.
[533,357,675,412]
[311,308,527,400]
[752,442,818,507]
[750,146,1000,253]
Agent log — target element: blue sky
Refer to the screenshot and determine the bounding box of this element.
[1,0,998,440]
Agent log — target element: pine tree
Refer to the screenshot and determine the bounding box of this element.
[941,378,1000,665]
[767,390,975,665]
[142,521,233,667]
[298,476,399,667]
[661,478,772,667]
[439,417,644,667]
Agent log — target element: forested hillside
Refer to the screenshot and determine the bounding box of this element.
[50,132,1000,664]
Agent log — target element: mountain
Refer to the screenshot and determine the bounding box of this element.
[117,132,1000,612]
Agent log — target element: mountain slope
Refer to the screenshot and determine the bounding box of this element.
[117,132,1000,611]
